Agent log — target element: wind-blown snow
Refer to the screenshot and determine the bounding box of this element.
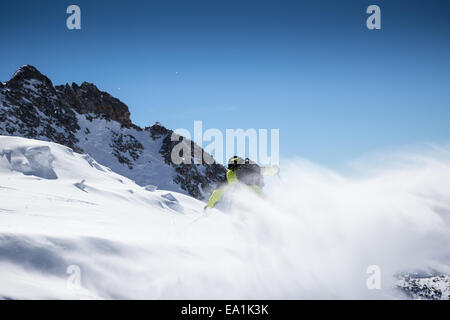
[0,136,449,299]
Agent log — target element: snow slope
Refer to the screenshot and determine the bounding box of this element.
[0,136,283,299]
[1,136,450,299]
[0,136,223,299]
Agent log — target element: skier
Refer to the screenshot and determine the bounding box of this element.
[204,156,280,210]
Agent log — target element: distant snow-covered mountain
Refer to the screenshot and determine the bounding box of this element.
[0,65,226,199]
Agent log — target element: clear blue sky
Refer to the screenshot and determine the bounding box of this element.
[1,0,449,167]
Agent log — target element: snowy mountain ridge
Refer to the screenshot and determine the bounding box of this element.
[0,65,226,199]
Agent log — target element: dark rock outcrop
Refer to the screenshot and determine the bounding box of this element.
[397,274,450,300]
[1,65,81,152]
[55,82,132,127]
[148,123,226,199]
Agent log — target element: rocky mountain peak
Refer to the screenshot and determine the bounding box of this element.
[146,122,170,139]
[55,81,132,127]
[7,65,54,90]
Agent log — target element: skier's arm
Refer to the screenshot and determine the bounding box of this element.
[205,188,225,209]
[261,164,280,176]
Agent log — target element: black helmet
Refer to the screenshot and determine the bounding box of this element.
[228,156,245,170]
[229,157,263,187]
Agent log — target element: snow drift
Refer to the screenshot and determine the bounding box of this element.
[0,136,449,299]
